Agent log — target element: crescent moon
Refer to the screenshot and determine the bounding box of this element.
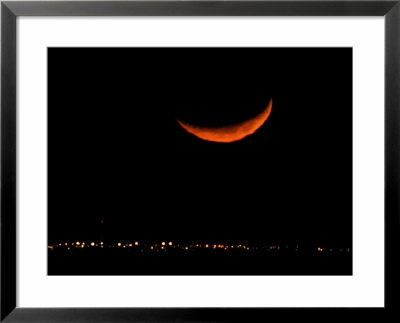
[176,98,272,143]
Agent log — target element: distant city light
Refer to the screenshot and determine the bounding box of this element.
[48,240,350,255]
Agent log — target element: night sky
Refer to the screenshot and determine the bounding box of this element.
[48,48,352,275]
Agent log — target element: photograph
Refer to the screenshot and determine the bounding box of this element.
[47,47,352,275]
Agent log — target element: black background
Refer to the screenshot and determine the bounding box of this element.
[48,48,352,274]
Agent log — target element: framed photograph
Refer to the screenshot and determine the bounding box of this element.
[1,0,399,321]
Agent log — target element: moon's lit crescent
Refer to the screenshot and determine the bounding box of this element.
[176,98,272,143]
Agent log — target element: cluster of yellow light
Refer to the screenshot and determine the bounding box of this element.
[49,241,272,251]
[48,241,351,254]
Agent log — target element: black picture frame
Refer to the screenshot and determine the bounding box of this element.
[1,1,399,322]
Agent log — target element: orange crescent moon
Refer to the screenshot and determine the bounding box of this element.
[176,98,273,143]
